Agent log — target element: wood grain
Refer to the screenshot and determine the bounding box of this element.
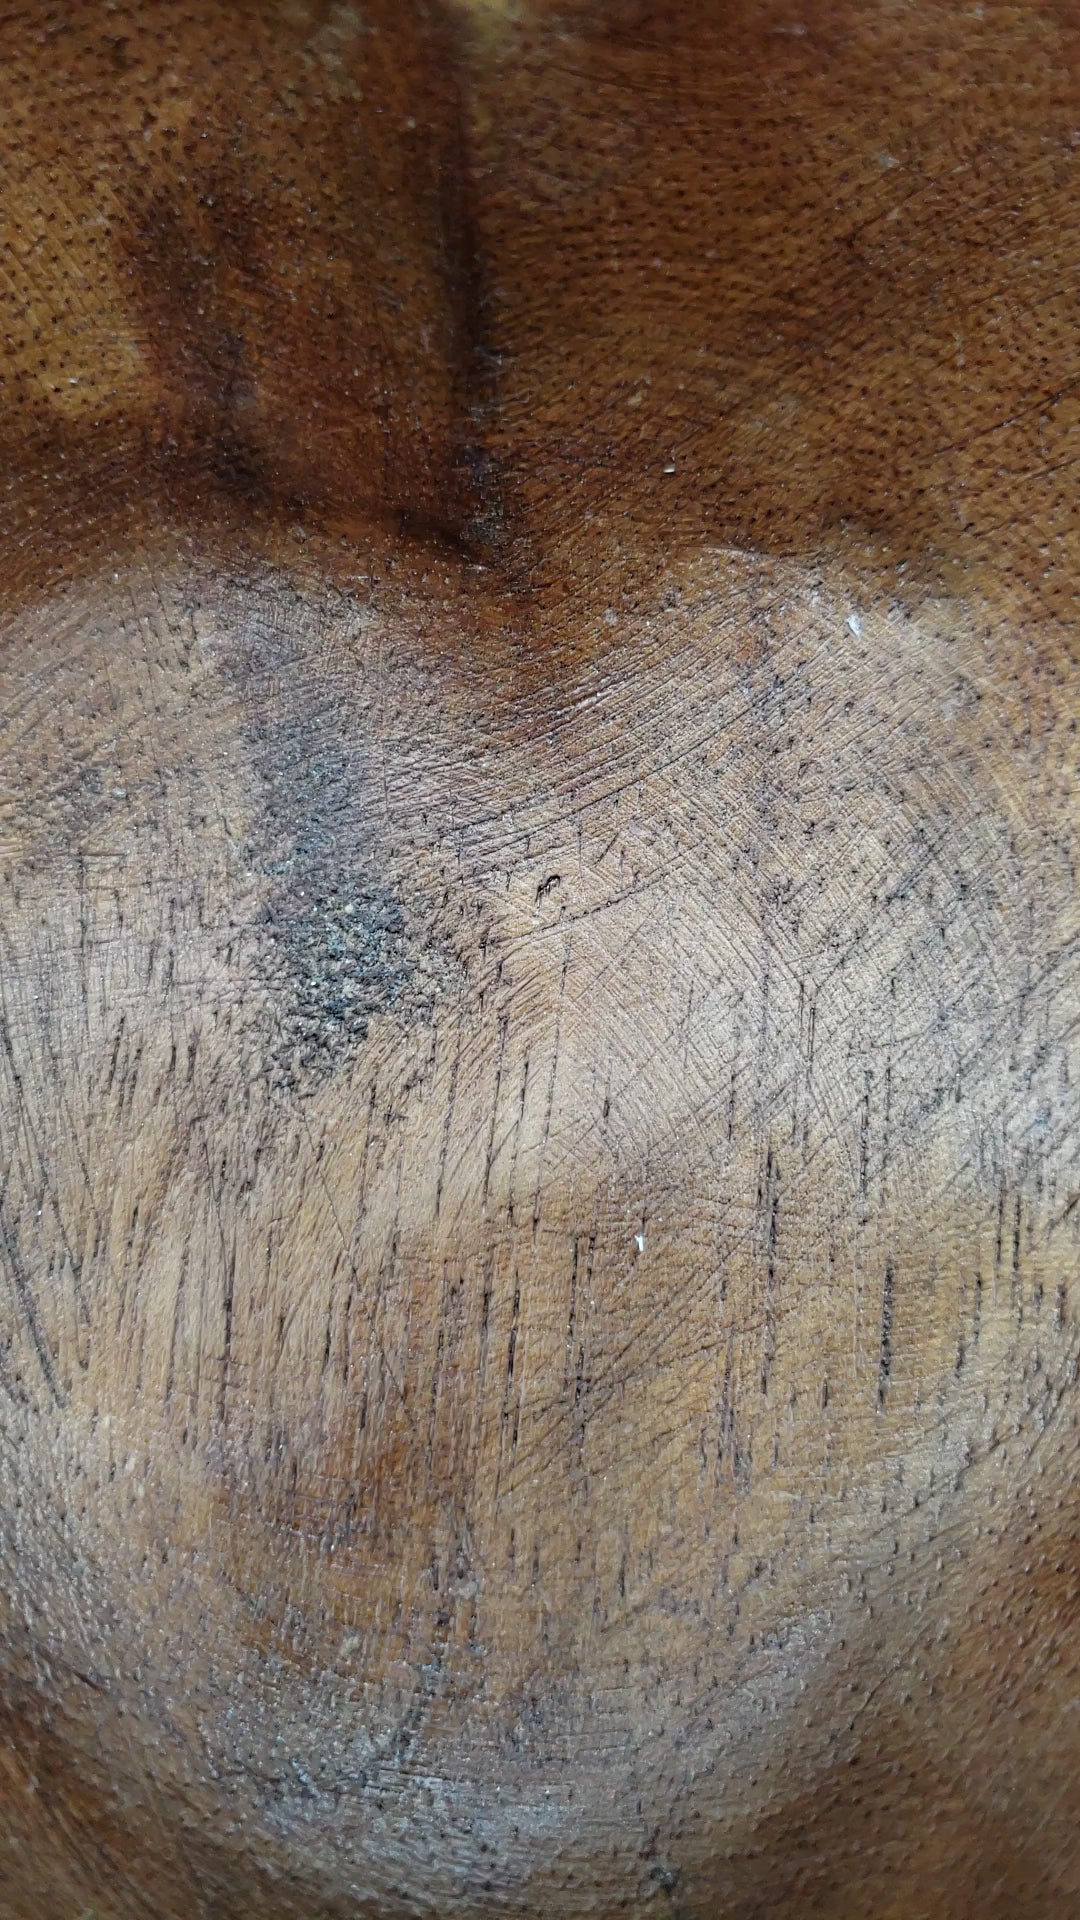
[0,2,1078,1914]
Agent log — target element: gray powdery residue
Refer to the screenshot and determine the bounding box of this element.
[215,588,460,1093]
[260,881,437,1089]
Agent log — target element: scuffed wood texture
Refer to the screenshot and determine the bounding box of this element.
[1,1,1078,1914]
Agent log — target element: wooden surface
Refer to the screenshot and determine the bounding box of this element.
[1,2,1079,1914]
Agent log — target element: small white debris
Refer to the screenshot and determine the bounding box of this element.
[846,612,862,637]
[662,462,676,475]
[635,1232,645,1253]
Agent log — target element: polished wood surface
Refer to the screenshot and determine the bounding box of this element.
[1,3,1079,1914]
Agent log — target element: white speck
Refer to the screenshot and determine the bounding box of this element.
[635,1232,645,1253]
[662,462,676,475]
[846,612,862,637]
[111,787,127,799]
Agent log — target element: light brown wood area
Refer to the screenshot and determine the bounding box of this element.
[1,2,1079,1914]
